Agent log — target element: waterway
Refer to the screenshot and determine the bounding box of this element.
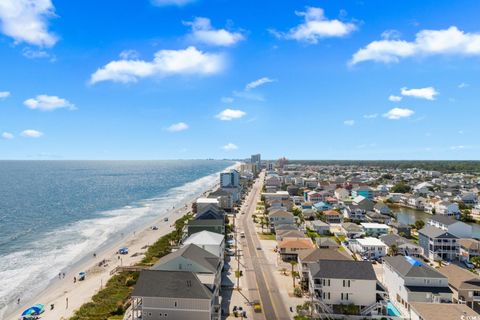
[391,206,480,237]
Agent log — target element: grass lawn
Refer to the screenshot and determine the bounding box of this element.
[258,232,276,240]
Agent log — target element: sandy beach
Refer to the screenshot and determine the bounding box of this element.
[5,186,216,320]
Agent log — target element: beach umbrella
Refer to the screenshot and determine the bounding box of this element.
[21,304,44,316]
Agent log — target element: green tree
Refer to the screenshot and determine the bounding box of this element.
[414,220,425,231]
[388,244,399,256]
[471,256,480,268]
[391,182,411,193]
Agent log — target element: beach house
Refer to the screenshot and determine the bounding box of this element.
[131,270,219,320]
[418,225,459,262]
[383,256,452,316]
[438,264,480,312]
[308,260,380,315]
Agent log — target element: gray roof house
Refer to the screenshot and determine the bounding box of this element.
[383,256,452,316]
[418,225,458,262]
[379,234,423,257]
[131,270,218,320]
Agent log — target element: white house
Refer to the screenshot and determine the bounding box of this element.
[360,223,390,237]
[308,260,380,315]
[349,237,387,259]
[334,188,350,201]
[183,230,225,260]
[435,201,460,216]
[426,215,472,238]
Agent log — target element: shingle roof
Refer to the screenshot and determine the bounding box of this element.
[383,256,446,279]
[410,302,479,320]
[278,237,315,249]
[151,244,220,273]
[310,260,376,280]
[298,248,351,263]
[428,215,458,226]
[438,264,480,291]
[419,225,458,239]
[132,270,213,299]
[184,230,224,246]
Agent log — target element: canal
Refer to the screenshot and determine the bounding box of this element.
[391,206,480,237]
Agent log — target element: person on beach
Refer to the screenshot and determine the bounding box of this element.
[62,272,65,279]
[93,253,96,258]
[58,272,61,279]
[73,277,76,283]
[66,297,68,309]
[17,298,20,304]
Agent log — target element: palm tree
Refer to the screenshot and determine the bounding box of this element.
[388,244,399,256]
[289,260,298,287]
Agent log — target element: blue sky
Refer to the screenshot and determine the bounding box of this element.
[0,0,479,160]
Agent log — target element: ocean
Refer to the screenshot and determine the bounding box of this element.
[0,160,234,317]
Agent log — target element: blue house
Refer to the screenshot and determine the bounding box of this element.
[314,201,332,211]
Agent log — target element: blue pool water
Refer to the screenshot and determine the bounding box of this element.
[387,302,401,317]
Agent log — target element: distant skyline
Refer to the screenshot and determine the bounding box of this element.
[1,0,480,160]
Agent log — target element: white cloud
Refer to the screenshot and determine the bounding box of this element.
[24,94,75,111]
[383,108,414,120]
[21,129,43,138]
[388,95,402,102]
[221,97,234,103]
[0,91,11,99]
[119,49,139,60]
[343,120,355,126]
[22,47,54,60]
[151,0,195,6]
[222,142,238,151]
[1,132,14,140]
[90,46,224,84]
[275,7,356,44]
[0,0,58,47]
[185,17,244,47]
[458,82,469,88]
[351,26,480,65]
[216,108,246,121]
[245,77,275,91]
[450,145,466,150]
[381,29,402,40]
[166,122,188,132]
[363,113,378,119]
[401,87,438,100]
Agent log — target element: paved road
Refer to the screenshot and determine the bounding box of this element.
[239,171,290,320]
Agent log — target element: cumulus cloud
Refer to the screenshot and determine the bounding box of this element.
[351,26,480,65]
[388,95,402,102]
[363,113,378,119]
[89,46,224,84]
[166,122,188,132]
[343,120,355,126]
[273,7,356,44]
[21,129,43,138]
[151,0,195,6]
[245,77,275,91]
[2,132,14,140]
[0,91,11,99]
[383,108,414,120]
[222,142,238,151]
[184,17,244,47]
[458,82,469,89]
[24,95,75,111]
[401,87,438,100]
[0,0,58,47]
[216,108,246,121]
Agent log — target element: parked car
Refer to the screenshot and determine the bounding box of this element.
[464,260,475,269]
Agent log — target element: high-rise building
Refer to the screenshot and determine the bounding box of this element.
[251,154,261,168]
[220,169,240,188]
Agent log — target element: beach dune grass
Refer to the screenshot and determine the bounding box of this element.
[69,213,193,319]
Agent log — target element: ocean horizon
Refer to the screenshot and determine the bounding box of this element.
[0,160,234,317]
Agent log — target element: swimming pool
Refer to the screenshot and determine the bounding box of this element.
[386,302,402,317]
